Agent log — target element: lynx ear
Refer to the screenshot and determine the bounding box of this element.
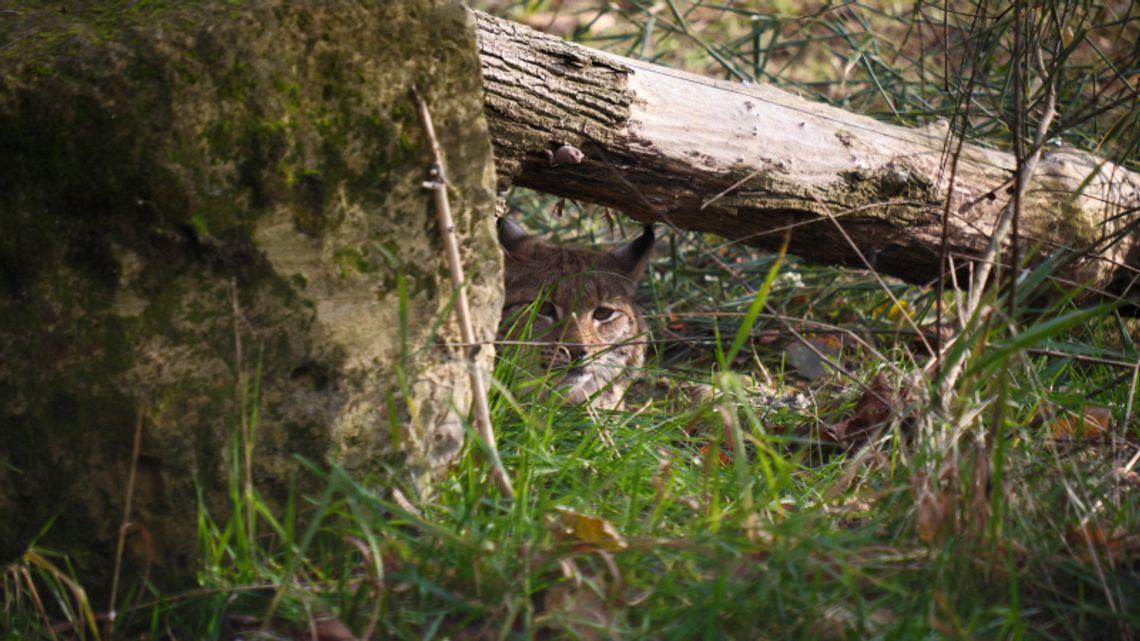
[497,217,530,253]
[611,224,655,277]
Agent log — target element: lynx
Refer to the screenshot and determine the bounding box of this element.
[497,218,655,410]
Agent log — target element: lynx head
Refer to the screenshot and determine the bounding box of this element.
[497,218,655,410]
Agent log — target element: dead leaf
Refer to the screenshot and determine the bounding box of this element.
[537,579,614,641]
[740,511,771,544]
[823,418,850,443]
[915,491,954,544]
[300,616,357,641]
[1066,523,1140,565]
[651,457,672,500]
[1067,523,1111,548]
[551,508,628,553]
[699,442,732,466]
[1050,406,1111,439]
[824,373,901,446]
[784,340,826,380]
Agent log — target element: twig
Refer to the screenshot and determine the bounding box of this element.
[938,46,1059,397]
[811,193,934,358]
[935,77,977,391]
[1121,357,1140,478]
[107,407,146,639]
[700,165,768,210]
[964,58,1057,312]
[412,88,514,500]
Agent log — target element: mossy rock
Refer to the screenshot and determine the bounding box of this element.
[0,0,500,584]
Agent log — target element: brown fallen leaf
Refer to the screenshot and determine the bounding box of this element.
[304,616,356,641]
[550,508,628,553]
[824,373,903,446]
[698,442,732,466]
[1066,523,1140,565]
[1050,405,1112,439]
[915,490,954,544]
[537,579,615,641]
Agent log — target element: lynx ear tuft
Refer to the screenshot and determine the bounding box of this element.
[497,217,530,253]
[611,224,655,277]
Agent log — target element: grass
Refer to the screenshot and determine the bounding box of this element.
[5,0,1140,639]
[7,208,1136,639]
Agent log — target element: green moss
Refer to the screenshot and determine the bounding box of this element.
[399,128,421,154]
[276,79,302,101]
[714,158,939,230]
[205,120,237,157]
[333,246,373,277]
[189,214,211,239]
[0,0,500,585]
[829,162,939,224]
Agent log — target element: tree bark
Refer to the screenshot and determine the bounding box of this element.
[474,11,1140,304]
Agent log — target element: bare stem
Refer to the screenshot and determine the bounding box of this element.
[939,45,1058,398]
[412,88,514,500]
[107,407,146,638]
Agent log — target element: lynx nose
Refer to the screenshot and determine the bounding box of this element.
[556,313,590,364]
[554,342,587,365]
[565,343,587,363]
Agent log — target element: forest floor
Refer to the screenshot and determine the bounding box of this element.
[5,1,1139,639]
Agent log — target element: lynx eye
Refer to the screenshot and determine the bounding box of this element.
[592,306,616,322]
[535,302,558,319]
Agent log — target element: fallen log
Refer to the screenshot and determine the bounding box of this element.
[473,11,1139,305]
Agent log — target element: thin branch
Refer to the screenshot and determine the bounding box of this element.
[965,50,1058,312]
[812,193,935,357]
[412,88,514,500]
[106,407,146,639]
[937,39,1060,397]
[1121,356,1140,478]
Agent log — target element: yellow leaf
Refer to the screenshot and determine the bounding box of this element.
[552,508,628,552]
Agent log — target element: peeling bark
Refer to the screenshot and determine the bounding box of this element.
[474,11,1140,305]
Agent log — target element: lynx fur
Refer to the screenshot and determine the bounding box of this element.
[497,218,654,410]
